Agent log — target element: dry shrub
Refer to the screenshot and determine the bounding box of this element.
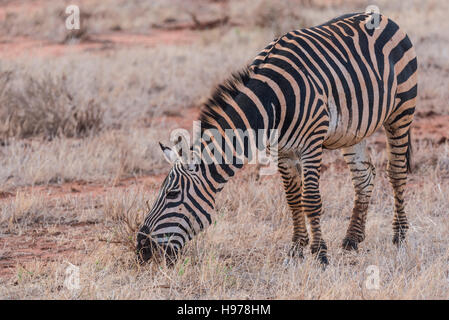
[0,72,103,141]
[102,187,148,251]
[0,191,45,234]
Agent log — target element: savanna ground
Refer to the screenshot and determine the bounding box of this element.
[0,0,448,299]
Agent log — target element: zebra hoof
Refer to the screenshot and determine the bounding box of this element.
[318,255,329,268]
[342,237,358,251]
[283,246,305,267]
[288,245,305,259]
[282,257,298,267]
[311,241,328,267]
[283,255,304,267]
[317,254,329,270]
[312,250,329,268]
[392,234,406,247]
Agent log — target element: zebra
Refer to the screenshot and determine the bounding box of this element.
[137,12,417,266]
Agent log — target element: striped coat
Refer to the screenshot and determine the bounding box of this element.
[137,12,417,266]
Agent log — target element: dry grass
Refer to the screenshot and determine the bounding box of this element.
[101,186,149,251]
[0,0,448,299]
[0,72,103,140]
[0,190,102,235]
[0,143,448,299]
[0,125,181,188]
[0,29,269,188]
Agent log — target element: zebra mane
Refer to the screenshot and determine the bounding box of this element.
[199,67,253,132]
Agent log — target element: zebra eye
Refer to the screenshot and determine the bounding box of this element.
[166,190,180,199]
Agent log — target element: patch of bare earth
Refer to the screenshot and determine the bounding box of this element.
[0,29,197,59]
[413,112,449,145]
[0,223,97,278]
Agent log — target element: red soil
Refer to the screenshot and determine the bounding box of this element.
[0,223,97,279]
[0,29,197,59]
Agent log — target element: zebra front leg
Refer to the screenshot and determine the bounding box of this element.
[300,147,328,265]
[341,141,376,251]
[278,157,309,261]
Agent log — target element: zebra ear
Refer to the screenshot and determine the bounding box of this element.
[159,142,179,164]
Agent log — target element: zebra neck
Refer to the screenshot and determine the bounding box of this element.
[194,73,276,192]
[194,124,272,193]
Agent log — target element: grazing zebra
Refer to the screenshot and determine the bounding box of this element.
[137,12,417,266]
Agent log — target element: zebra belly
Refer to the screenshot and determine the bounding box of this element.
[322,95,386,150]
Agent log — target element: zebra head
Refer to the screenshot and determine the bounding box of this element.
[136,142,215,265]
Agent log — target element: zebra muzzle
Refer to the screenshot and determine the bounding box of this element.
[136,227,159,264]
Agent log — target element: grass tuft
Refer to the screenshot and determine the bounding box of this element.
[0,72,103,141]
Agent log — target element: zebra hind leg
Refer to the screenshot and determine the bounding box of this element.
[341,141,376,251]
[384,46,417,245]
[278,157,309,262]
[384,82,416,246]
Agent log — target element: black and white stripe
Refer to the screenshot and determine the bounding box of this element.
[137,12,417,266]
